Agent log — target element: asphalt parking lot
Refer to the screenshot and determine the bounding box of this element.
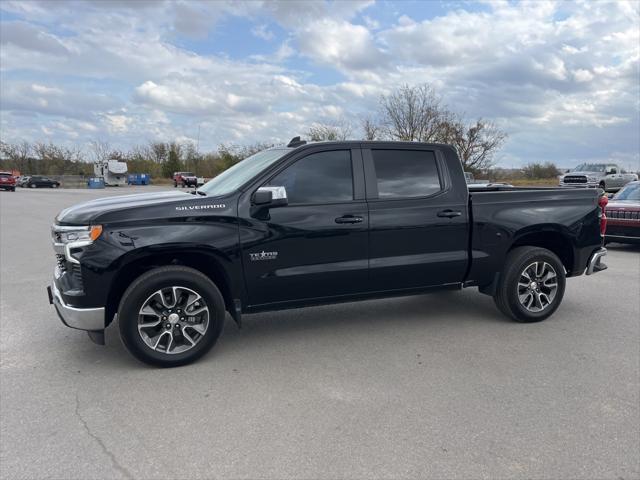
[1,186,638,480]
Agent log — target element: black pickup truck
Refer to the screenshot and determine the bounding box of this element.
[48,139,608,366]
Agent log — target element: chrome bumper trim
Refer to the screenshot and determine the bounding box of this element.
[49,282,104,331]
[586,247,607,275]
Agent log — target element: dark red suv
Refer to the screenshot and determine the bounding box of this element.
[172,171,197,188]
[0,172,16,192]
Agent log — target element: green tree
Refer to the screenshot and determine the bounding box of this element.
[162,146,183,178]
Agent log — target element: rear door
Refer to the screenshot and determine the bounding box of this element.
[363,146,469,291]
[241,146,369,306]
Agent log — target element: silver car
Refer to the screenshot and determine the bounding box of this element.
[559,163,638,192]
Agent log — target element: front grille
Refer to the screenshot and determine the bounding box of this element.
[56,254,67,272]
[563,176,588,184]
[607,210,640,220]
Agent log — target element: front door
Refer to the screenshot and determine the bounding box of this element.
[241,147,369,307]
[363,146,469,292]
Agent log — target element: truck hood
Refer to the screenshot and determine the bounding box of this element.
[56,190,191,225]
[563,171,602,177]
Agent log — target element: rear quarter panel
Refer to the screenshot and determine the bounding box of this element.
[468,188,601,286]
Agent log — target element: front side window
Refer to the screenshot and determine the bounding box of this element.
[268,150,353,204]
[372,149,441,198]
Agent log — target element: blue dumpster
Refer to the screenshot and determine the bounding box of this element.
[127,173,151,185]
[87,177,105,189]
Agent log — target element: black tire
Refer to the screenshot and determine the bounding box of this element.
[52,183,58,188]
[30,183,36,188]
[118,266,225,367]
[173,182,177,188]
[493,246,566,323]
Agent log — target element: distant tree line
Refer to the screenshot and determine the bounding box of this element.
[0,139,272,179]
[1,83,516,178]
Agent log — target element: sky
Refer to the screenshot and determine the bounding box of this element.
[0,0,638,169]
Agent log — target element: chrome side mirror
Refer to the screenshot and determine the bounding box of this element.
[251,186,288,219]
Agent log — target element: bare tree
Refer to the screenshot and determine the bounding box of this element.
[361,117,382,140]
[89,140,112,163]
[379,84,445,142]
[443,117,507,171]
[149,141,169,164]
[0,141,32,172]
[307,121,352,141]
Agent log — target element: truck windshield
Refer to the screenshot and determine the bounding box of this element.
[573,164,606,172]
[199,148,290,197]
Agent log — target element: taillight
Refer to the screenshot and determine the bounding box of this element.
[599,195,608,236]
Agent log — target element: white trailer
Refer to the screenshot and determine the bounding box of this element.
[95,159,127,186]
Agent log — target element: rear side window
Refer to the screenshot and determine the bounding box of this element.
[372,149,441,198]
[268,150,353,204]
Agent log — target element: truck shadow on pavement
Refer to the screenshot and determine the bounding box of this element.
[91,289,505,368]
[223,289,507,348]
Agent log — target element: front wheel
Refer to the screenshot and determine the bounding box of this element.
[118,266,225,367]
[51,183,58,188]
[493,246,566,322]
[30,184,36,188]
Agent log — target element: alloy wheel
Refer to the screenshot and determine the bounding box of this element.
[137,286,209,354]
[517,261,558,313]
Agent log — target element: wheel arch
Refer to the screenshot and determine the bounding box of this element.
[105,248,237,327]
[510,229,574,274]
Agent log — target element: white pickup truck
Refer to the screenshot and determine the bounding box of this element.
[559,163,638,192]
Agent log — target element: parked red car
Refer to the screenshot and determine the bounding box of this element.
[0,172,16,192]
[605,180,640,245]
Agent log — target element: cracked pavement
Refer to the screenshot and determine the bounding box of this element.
[1,187,639,479]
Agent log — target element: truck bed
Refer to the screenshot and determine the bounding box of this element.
[466,187,602,287]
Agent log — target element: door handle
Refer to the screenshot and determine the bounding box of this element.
[437,210,462,218]
[335,215,364,224]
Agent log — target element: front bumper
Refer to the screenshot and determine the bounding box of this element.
[586,247,607,275]
[47,281,104,331]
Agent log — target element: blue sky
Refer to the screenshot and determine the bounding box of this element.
[1,0,638,169]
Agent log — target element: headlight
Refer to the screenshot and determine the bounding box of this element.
[52,225,102,244]
[52,225,102,264]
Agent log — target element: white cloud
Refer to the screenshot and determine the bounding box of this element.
[251,24,275,41]
[573,69,594,82]
[297,18,386,71]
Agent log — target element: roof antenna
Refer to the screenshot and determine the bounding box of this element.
[287,136,307,148]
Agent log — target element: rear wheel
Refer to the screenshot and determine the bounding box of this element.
[493,247,566,322]
[118,266,225,367]
[51,183,58,188]
[30,183,36,188]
